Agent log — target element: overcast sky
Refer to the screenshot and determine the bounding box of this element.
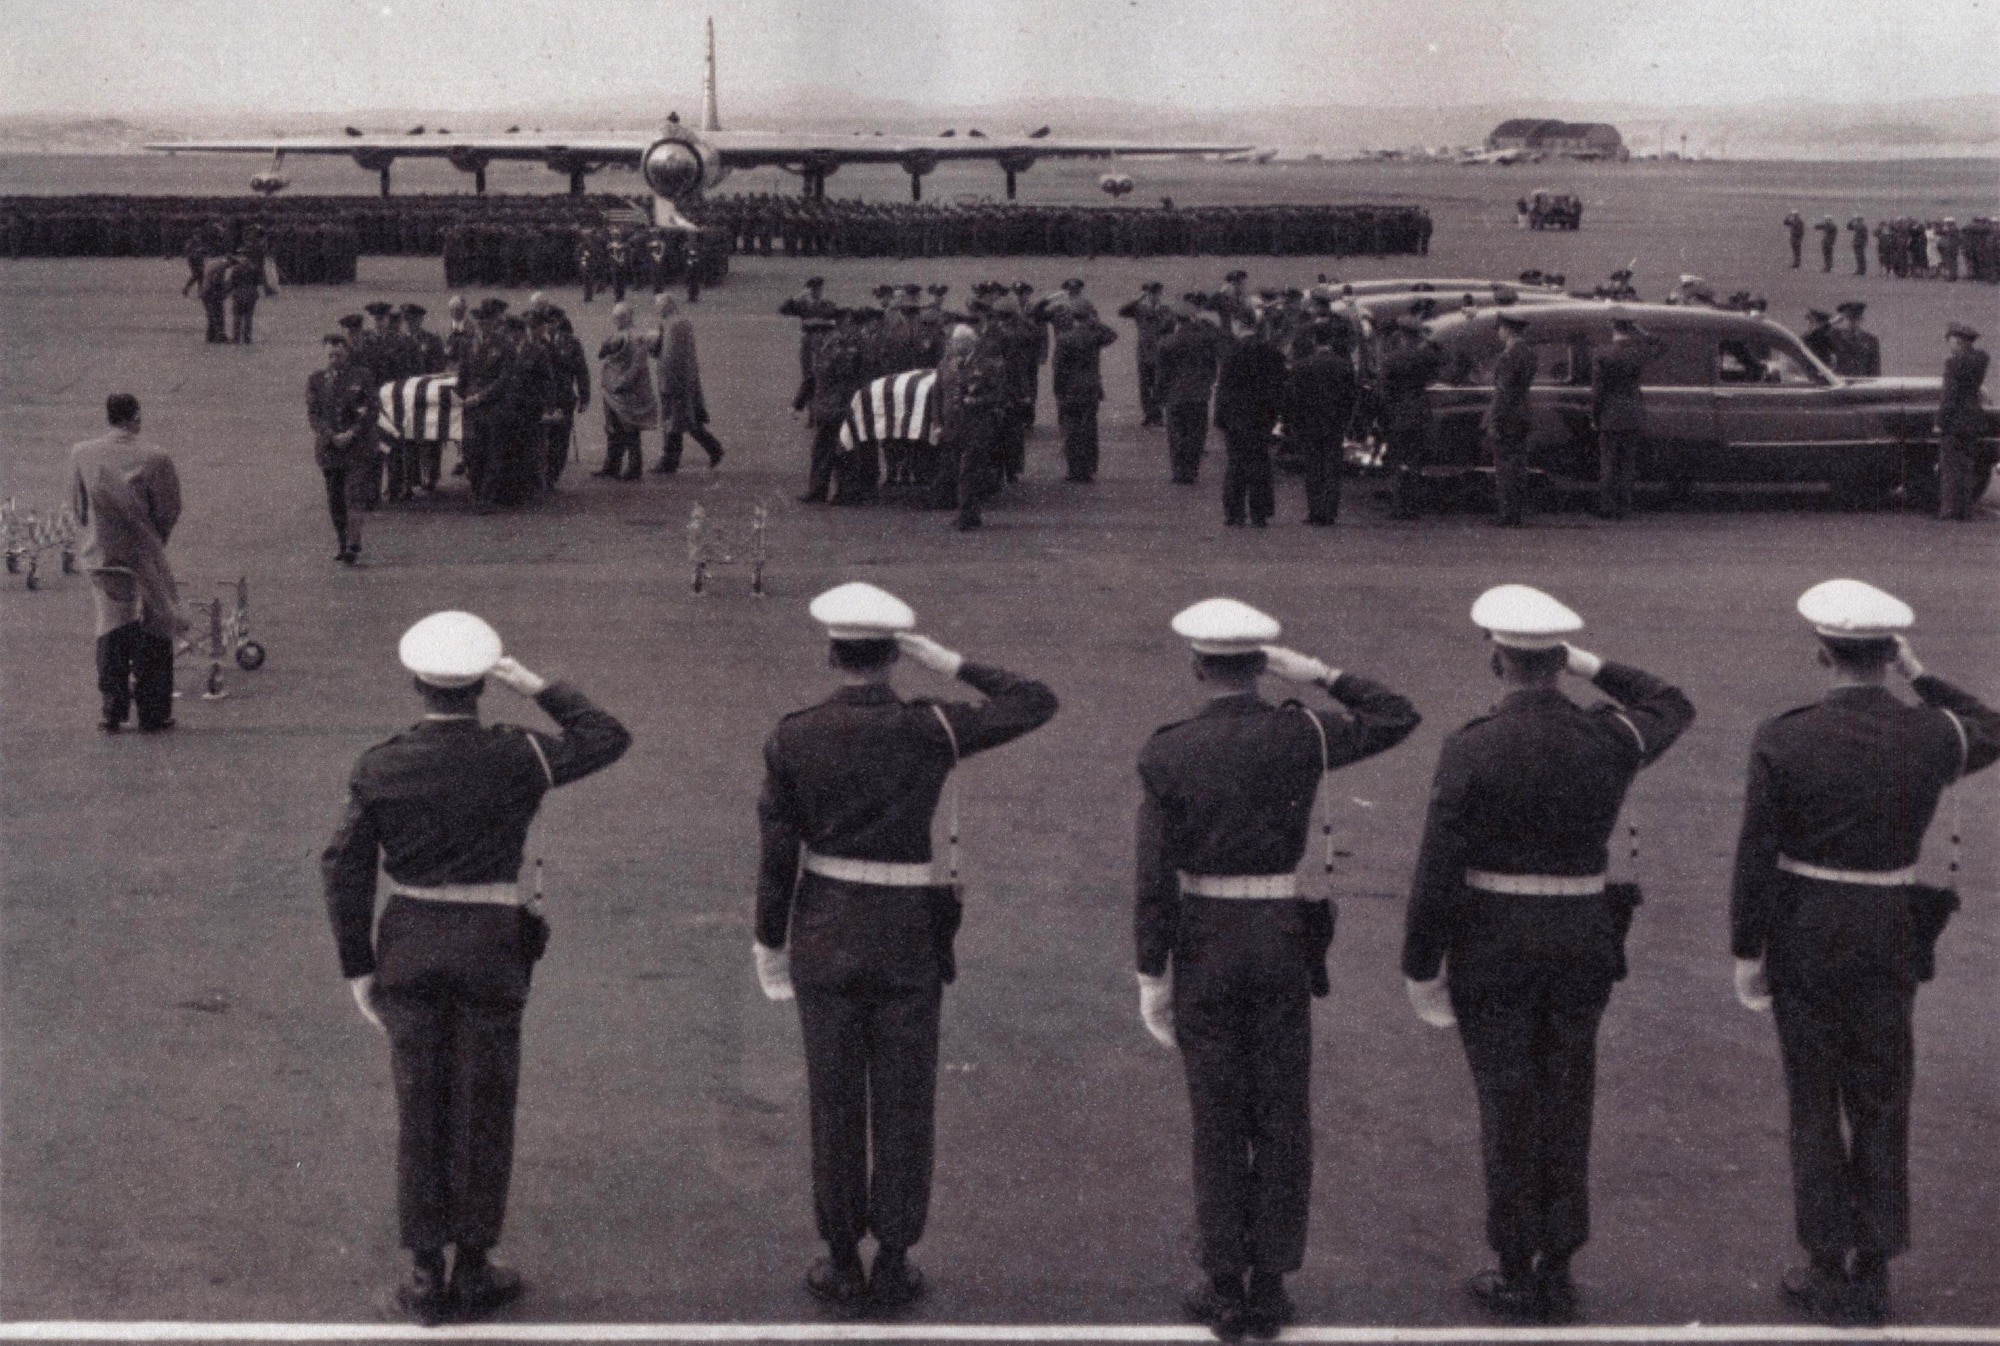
[4,0,1997,119]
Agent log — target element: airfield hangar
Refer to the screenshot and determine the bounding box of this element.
[1486,119,1627,160]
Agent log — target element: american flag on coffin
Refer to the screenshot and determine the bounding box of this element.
[376,375,462,446]
[839,368,939,453]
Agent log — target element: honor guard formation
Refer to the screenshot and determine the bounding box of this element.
[1786,209,2000,284]
[292,571,1997,1335]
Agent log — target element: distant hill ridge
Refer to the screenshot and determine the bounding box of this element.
[3,94,1995,160]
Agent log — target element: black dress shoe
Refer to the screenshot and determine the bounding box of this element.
[1468,1268,1542,1320]
[708,447,725,470]
[1242,1279,1294,1340]
[806,1257,868,1315]
[868,1254,927,1312]
[394,1265,448,1327]
[137,718,176,733]
[449,1257,523,1319]
[590,468,619,478]
[1183,1282,1248,1343]
[1780,1264,1850,1323]
[1846,1265,1889,1326]
[1537,1266,1579,1324]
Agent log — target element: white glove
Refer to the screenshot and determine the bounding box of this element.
[1137,972,1176,1048]
[753,942,795,1002]
[1405,974,1456,1029]
[1260,645,1338,686]
[349,974,386,1033]
[1734,956,1772,1012]
[1563,644,1605,679]
[896,633,965,678]
[488,656,549,697]
[1891,636,1925,681]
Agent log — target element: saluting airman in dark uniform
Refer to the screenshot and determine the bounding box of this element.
[1403,585,1693,1325]
[754,583,1057,1316]
[1730,581,2000,1326]
[322,612,630,1324]
[1935,322,1991,520]
[1829,302,1882,377]
[1485,313,1537,526]
[1137,598,1418,1342]
[1118,281,1172,426]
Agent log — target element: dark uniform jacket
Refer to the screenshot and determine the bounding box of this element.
[1401,663,1694,982]
[1212,337,1290,435]
[320,685,633,978]
[458,333,520,426]
[808,332,864,428]
[1379,337,1445,437]
[1830,328,1882,378]
[1051,318,1118,405]
[755,665,1059,949]
[1590,337,1658,434]
[1939,346,1990,434]
[1117,295,1172,358]
[1803,324,1838,366]
[1136,678,1420,977]
[1729,677,2000,969]
[1284,346,1358,441]
[1483,341,1538,438]
[409,329,449,376]
[307,365,379,471]
[1157,321,1223,408]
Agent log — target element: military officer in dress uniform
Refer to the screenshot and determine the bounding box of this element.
[1283,323,1357,526]
[1830,302,1882,378]
[1935,322,1992,520]
[322,612,631,1324]
[1136,598,1419,1341]
[780,277,839,410]
[1730,581,2000,1326]
[753,583,1058,1314]
[1816,216,1839,272]
[1402,586,1693,1324]
[1785,210,1806,268]
[1117,281,1172,426]
[307,335,379,564]
[1589,314,1660,519]
[1801,310,1838,368]
[1485,313,1537,526]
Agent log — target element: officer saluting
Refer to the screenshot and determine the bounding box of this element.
[1135,599,1419,1341]
[1402,586,1692,1324]
[1729,581,2000,1325]
[753,584,1057,1314]
[322,612,631,1324]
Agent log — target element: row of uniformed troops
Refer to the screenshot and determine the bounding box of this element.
[305,296,593,560]
[181,222,281,344]
[697,193,1433,260]
[322,578,1997,1334]
[445,224,733,293]
[1785,211,2000,282]
[0,194,620,259]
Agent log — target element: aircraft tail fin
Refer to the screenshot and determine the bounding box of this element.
[701,18,721,132]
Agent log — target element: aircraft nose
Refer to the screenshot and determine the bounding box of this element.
[643,140,704,199]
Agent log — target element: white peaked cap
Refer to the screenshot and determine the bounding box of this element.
[399,611,503,687]
[1171,597,1282,655]
[1471,584,1584,649]
[1797,578,1913,639]
[809,582,917,640]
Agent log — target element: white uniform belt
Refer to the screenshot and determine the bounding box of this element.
[1776,856,1917,887]
[1179,872,1298,899]
[1464,869,1606,896]
[803,852,937,887]
[389,881,523,906]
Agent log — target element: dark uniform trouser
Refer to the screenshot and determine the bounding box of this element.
[1597,429,1640,518]
[957,416,1002,524]
[1384,404,1432,516]
[661,418,723,472]
[1221,426,1275,524]
[230,293,257,343]
[1058,399,1099,481]
[322,462,370,547]
[1448,894,1619,1264]
[805,421,843,501]
[97,621,174,728]
[1138,356,1162,423]
[1767,881,1914,1259]
[790,877,947,1253]
[1489,425,1528,524]
[373,898,531,1252]
[1937,432,1987,520]
[1296,428,1342,523]
[1167,401,1209,483]
[202,291,227,342]
[1175,899,1317,1279]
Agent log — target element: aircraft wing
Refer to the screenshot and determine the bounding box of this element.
[145,129,1247,168]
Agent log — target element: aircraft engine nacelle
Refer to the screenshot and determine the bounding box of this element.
[250,172,289,196]
[642,133,728,201]
[1098,173,1134,198]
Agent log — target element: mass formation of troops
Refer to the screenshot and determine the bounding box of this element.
[314,577,1995,1336]
[1785,210,2000,283]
